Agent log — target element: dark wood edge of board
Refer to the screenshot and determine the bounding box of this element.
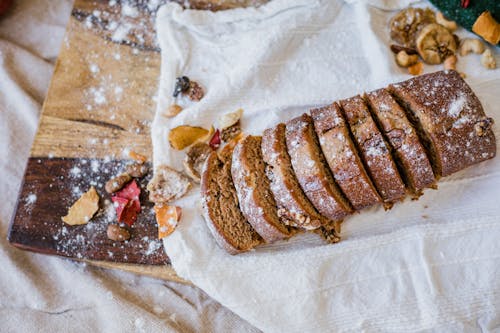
[8,157,170,266]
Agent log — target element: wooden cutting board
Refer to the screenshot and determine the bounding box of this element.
[8,0,266,283]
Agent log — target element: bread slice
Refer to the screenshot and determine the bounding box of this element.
[261,124,324,230]
[339,96,406,205]
[311,103,382,210]
[285,114,353,221]
[365,89,436,195]
[232,135,292,242]
[388,70,496,178]
[200,148,263,254]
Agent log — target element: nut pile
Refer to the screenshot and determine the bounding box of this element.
[389,7,496,75]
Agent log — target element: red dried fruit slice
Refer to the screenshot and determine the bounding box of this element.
[112,196,130,222]
[121,201,139,226]
[112,181,142,226]
[112,196,140,226]
[115,180,140,201]
[209,129,221,150]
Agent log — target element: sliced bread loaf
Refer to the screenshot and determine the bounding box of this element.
[365,89,436,195]
[388,70,496,177]
[339,96,406,205]
[285,114,353,221]
[200,149,263,254]
[261,124,324,230]
[311,103,382,210]
[232,135,292,242]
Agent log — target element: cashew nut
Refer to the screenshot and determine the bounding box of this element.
[436,12,457,32]
[459,38,485,56]
[396,50,419,67]
[408,61,423,76]
[444,55,457,70]
[481,49,496,69]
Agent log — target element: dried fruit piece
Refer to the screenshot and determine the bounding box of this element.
[115,179,141,203]
[112,180,141,226]
[183,142,212,182]
[154,204,182,238]
[107,224,130,242]
[416,23,457,64]
[396,50,419,67]
[389,8,436,47]
[218,109,243,142]
[173,76,190,97]
[435,12,457,32]
[472,11,500,45]
[186,81,204,101]
[209,129,221,150]
[105,173,132,193]
[168,125,210,150]
[164,104,183,118]
[62,187,100,225]
[221,121,242,142]
[459,38,485,56]
[147,165,191,203]
[111,196,139,226]
[125,162,149,178]
[481,49,496,69]
[128,150,147,163]
[444,55,457,71]
[408,61,423,75]
[217,108,243,130]
[390,44,418,55]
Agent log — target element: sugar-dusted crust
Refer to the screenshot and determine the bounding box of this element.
[285,114,353,221]
[232,135,292,242]
[365,89,436,195]
[200,150,262,254]
[340,96,406,204]
[311,103,381,210]
[389,70,496,177]
[261,124,324,230]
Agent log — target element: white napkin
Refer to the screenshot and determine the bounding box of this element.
[153,1,500,331]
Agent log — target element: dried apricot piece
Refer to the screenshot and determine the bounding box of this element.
[62,186,100,225]
[154,204,182,238]
[168,125,210,150]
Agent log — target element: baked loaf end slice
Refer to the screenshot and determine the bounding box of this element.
[200,148,263,254]
[340,95,406,205]
[365,89,436,195]
[311,103,381,210]
[262,124,324,230]
[286,113,353,221]
[389,70,496,177]
[232,135,292,242]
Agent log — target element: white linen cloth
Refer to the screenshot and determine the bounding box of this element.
[0,1,258,332]
[154,0,500,331]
